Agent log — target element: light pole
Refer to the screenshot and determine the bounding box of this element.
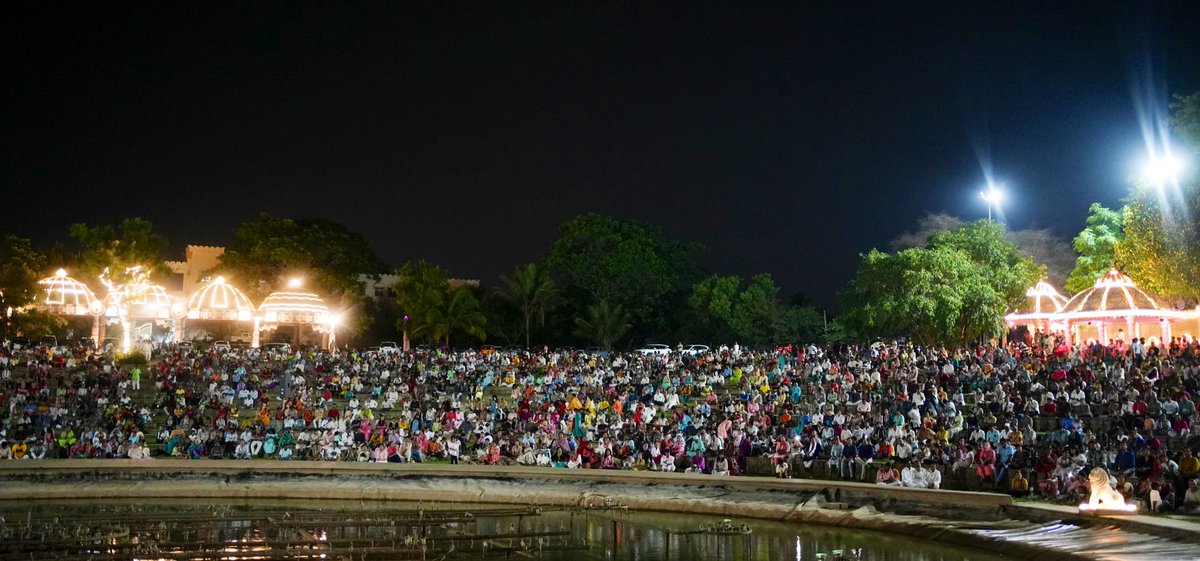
[980,184,1004,221]
[402,314,410,352]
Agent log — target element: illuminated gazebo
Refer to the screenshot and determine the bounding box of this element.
[256,278,341,348]
[1005,281,1070,335]
[1055,268,1197,345]
[101,269,184,352]
[180,275,256,340]
[37,269,103,341]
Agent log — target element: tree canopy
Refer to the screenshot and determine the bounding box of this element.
[543,214,699,340]
[1115,186,1200,304]
[392,260,486,346]
[218,214,384,300]
[842,220,1038,345]
[573,299,632,350]
[1065,203,1125,292]
[0,235,66,338]
[494,263,562,348]
[69,218,170,284]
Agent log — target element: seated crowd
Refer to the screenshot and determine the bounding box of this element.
[2,333,1199,514]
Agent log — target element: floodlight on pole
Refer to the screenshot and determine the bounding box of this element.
[980,184,1004,221]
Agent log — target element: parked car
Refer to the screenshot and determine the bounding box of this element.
[583,346,610,358]
[213,340,231,353]
[40,335,59,347]
[263,342,291,354]
[177,341,194,351]
[480,344,500,355]
[379,341,400,354]
[636,344,672,356]
[681,344,710,356]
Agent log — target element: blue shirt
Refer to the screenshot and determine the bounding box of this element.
[1115,450,1136,471]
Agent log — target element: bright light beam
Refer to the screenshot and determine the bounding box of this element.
[1142,153,1186,186]
[979,184,1004,221]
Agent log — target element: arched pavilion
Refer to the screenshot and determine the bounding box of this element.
[257,278,340,348]
[1005,281,1070,336]
[1056,268,1197,345]
[103,278,183,353]
[181,275,256,341]
[36,269,103,341]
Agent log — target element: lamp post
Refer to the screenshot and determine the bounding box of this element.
[402,314,410,352]
[980,184,1004,221]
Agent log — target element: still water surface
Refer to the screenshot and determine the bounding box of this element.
[0,499,1012,561]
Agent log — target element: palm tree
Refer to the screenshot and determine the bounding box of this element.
[495,263,563,348]
[573,299,632,350]
[416,288,487,347]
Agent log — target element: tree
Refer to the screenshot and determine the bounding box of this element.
[219,214,384,300]
[218,214,385,338]
[1111,92,1200,304]
[392,260,451,341]
[573,299,633,350]
[1116,187,1200,305]
[843,220,1038,345]
[729,274,781,344]
[686,273,824,345]
[494,263,563,348]
[841,247,1006,346]
[69,218,170,285]
[686,275,740,342]
[0,235,65,339]
[893,212,1071,288]
[1170,92,1200,151]
[0,235,46,314]
[925,220,1041,311]
[1065,203,1125,292]
[393,261,486,346]
[416,287,487,346]
[544,214,700,338]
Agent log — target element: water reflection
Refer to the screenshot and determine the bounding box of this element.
[0,499,1010,561]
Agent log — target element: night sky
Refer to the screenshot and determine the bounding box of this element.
[4,3,1199,310]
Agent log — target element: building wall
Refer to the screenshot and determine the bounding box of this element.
[357,274,480,302]
[166,245,225,296]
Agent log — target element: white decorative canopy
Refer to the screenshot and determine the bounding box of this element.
[37,269,99,316]
[1058,268,1192,321]
[185,276,255,321]
[107,281,178,319]
[1005,281,1070,323]
[259,278,329,324]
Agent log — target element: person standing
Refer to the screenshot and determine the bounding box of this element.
[447,434,461,465]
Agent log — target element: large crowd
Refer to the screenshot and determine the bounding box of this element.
[2,334,1199,514]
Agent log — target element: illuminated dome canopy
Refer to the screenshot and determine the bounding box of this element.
[186,276,255,321]
[1058,268,1188,319]
[1007,281,1069,320]
[108,282,177,319]
[37,269,98,315]
[259,279,329,324]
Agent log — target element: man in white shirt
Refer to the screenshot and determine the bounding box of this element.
[447,435,461,465]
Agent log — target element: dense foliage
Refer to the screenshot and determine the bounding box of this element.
[1065,203,1125,292]
[841,220,1039,345]
[69,218,171,283]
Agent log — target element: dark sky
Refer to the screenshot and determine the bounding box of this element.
[4,3,1199,310]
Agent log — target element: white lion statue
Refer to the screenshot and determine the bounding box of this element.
[1086,467,1127,509]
